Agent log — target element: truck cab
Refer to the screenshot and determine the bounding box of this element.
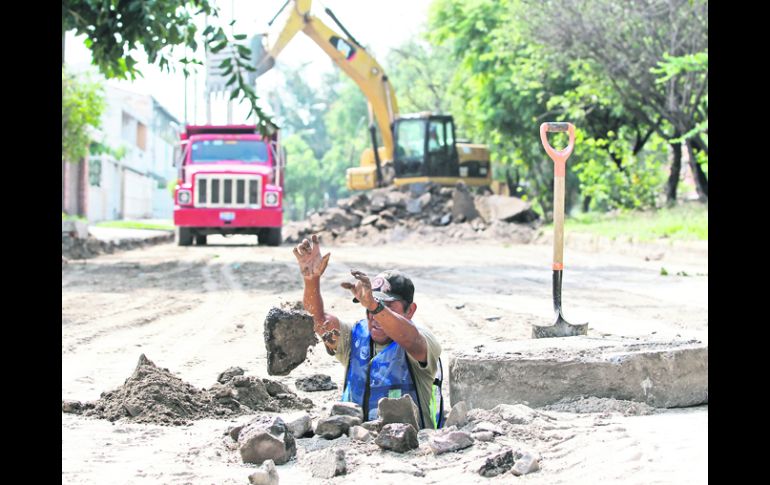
[173,125,285,246]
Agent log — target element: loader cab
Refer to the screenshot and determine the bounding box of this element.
[393,114,459,178]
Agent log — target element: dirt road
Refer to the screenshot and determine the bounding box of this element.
[62,235,707,484]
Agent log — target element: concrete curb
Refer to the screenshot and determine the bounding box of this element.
[449,336,708,409]
[62,231,173,260]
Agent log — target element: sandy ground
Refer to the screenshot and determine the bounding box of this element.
[62,235,708,484]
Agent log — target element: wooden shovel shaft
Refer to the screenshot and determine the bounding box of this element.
[540,122,576,270]
[553,176,565,269]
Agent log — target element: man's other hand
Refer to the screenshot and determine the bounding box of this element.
[341,269,377,309]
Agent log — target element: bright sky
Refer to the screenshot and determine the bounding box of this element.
[64,0,432,125]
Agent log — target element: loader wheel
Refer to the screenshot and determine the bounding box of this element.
[195,235,207,246]
[177,227,193,246]
[262,227,282,247]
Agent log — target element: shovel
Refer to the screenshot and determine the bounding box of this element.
[532,122,588,338]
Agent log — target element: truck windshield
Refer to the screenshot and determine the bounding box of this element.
[190,140,269,163]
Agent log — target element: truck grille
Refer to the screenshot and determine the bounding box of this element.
[195,174,262,208]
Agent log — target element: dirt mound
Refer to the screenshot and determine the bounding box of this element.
[541,396,657,416]
[283,182,540,245]
[70,354,312,425]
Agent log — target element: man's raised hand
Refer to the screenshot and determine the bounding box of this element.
[292,234,331,279]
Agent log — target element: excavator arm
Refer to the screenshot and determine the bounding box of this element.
[256,0,398,164]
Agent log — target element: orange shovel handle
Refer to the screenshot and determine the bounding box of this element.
[540,123,576,177]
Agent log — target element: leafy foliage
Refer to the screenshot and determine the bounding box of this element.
[62,67,105,163]
[427,0,706,215]
[62,0,274,132]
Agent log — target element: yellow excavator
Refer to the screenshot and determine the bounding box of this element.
[253,0,492,191]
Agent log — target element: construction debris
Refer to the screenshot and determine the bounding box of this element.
[283,182,540,245]
[295,374,337,392]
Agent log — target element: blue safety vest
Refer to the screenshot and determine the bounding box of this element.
[341,319,444,429]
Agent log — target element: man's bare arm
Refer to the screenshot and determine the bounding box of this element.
[369,305,427,362]
[302,275,341,351]
[293,235,340,351]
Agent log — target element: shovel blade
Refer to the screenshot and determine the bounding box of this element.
[532,311,588,339]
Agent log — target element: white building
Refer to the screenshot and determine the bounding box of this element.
[87,85,180,221]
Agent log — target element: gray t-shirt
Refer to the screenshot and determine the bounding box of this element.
[334,319,442,428]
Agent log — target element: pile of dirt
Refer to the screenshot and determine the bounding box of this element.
[65,354,313,425]
[541,396,657,416]
[283,182,541,245]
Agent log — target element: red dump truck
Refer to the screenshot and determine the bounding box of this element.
[173,124,285,246]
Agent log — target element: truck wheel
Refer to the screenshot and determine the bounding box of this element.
[177,227,193,246]
[262,227,282,246]
[195,235,207,246]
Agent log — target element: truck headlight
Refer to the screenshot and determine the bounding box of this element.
[264,192,279,207]
[178,189,192,205]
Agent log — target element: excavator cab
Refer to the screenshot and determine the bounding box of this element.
[393,114,459,179]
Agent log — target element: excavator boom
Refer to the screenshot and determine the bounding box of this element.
[255,0,397,163]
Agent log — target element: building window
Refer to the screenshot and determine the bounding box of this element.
[137,122,147,151]
[89,159,102,187]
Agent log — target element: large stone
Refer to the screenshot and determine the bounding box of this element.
[511,449,542,476]
[377,395,420,431]
[474,195,539,224]
[361,419,383,433]
[248,459,279,485]
[450,337,708,409]
[374,423,419,453]
[217,366,245,384]
[348,425,372,442]
[385,191,409,209]
[62,400,83,414]
[472,421,504,436]
[428,430,474,455]
[451,182,479,223]
[282,412,313,438]
[330,402,363,420]
[263,307,318,376]
[444,401,469,428]
[492,404,539,425]
[310,448,347,478]
[472,431,494,442]
[315,415,362,440]
[319,208,360,231]
[263,379,292,397]
[477,449,514,477]
[238,416,296,465]
[295,374,337,392]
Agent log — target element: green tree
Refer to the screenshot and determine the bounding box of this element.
[524,0,708,202]
[429,0,581,216]
[320,74,371,203]
[429,0,688,216]
[62,0,274,132]
[283,135,323,220]
[62,67,105,164]
[386,37,458,114]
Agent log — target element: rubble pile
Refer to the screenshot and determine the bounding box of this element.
[283,182,541,245]
[61,354,312,425]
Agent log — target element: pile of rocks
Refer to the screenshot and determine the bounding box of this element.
[283,182,541,245]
